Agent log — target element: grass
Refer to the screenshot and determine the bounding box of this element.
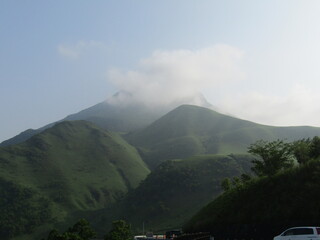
[0,120,150,239]
[126,105,320,169]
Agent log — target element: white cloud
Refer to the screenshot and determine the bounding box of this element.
[105,45,320,127]
[107,44,245,107]
[219,84,320,127]
[57,40,107,59]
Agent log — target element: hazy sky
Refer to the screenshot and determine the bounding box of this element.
[1,0,320,142]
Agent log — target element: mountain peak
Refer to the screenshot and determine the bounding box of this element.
[105,90,214,109]
[1,91,218,147]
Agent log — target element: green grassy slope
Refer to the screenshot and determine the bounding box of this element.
[0,120,150,239]
[0,100,162,147]
[183,159,320,240]
[91,154,254,234]
[126,105,320,168]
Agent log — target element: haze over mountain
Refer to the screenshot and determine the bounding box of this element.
[4,1,320,148]
[0,91,213,147]
[65,91,213,130]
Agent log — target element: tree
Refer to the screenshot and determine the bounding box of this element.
[45,219,95,240]
[221,174,252,192]
[291,137,320,164]
[57,232,83,240]
[46,229,59,240]
[105,220,132,240]
[221,178,232,191]
[68,218,96,240]
[291,138,311,164]
[248,140,294,177]
[310,136,320,159]
[240,173,251,183]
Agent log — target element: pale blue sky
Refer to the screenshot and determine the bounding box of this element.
[1,0,320,142]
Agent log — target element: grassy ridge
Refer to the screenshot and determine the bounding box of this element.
[0,121,150,239]
[127,105,320,168]
[0,121,150,209]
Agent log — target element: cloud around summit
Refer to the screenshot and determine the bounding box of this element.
[219,84,320,127]
[107,44,245,107]
[106,45,320,127]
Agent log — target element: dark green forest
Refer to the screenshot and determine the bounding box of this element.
[184,137,320,240]
[0,178,51,239]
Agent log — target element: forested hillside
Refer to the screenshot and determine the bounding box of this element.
[88,154,254,234]
[184,138,320,240]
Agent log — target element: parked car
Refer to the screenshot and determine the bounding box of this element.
[274,227,320,240]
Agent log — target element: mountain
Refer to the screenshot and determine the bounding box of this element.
[126,105,320,168]
[0,92,212,147]
[0,120,150,239]
[2,100,320,238]
[90,153,254,234]
[183,159,320,240]
[0,123,55,147]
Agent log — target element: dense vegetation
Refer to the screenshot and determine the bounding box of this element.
[89,154,253,234]
[0,178,51,240]
[184,137,320,240]
[43,219,96,240]
[43,219,132,240]
[105,220,132,240]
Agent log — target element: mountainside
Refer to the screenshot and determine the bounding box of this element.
[90,154,254,234]
[0,92,212,147]
[2,102,320,238]
[0,123,55,147]
[0,120,150,239]
[183,159,320,240]
[126,105,320,168]
[0,100,162,147]
[65,97,162,132]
